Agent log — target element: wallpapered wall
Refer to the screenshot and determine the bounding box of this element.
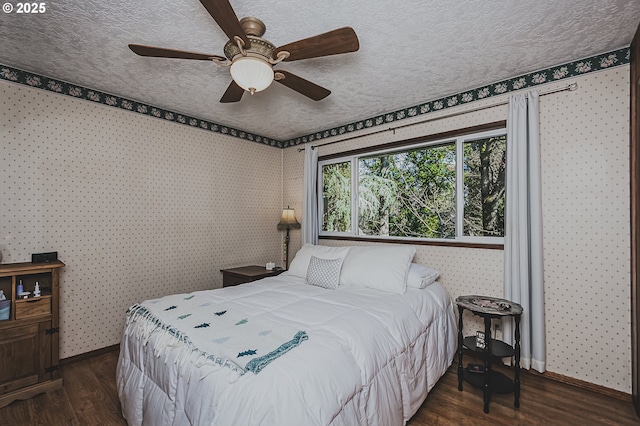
[0,80,283,358]
[0,62,631,393]
[283,66,631,393]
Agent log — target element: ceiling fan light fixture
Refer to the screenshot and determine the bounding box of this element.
[230,56,274,94]
[128,5,359,104]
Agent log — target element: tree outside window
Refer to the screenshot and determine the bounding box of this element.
[319,128,506,244]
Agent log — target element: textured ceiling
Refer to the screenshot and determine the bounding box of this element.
[1,1,639,141]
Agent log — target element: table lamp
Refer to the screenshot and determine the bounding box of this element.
[277,206,300,270]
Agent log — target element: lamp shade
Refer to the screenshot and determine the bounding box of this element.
[230,57,274,94]
[277,207,300,229]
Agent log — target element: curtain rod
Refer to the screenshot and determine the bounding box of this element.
[297,82,578,152]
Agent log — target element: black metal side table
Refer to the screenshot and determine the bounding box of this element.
[455,295,523,414]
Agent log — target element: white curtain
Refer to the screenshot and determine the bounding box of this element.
[302,144,319,245]
[503,91,545,373]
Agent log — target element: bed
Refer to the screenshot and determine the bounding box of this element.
[117,244,457,425]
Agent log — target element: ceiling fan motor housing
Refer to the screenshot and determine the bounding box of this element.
[239,16,266,37]
[224,35,275,62]
[224,16,275,62]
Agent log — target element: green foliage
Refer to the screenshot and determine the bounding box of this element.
[358,145,456,238]
[322,162,351,232]
[463,135,506,237]
[321,136,506,239]
[358,156,398,235]
[392,145,457,238]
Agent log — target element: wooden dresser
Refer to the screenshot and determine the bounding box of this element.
[0,261,64,408]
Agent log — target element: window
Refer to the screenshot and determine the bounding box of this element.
[318,128,506,245]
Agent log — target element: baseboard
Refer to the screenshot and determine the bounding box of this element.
[529,369,632,403]
[59,344,120,366]
[461,348,631,402]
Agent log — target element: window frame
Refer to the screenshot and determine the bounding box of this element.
[317,125,507,247]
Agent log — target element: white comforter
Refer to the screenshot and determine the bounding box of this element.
[117,274,457,426]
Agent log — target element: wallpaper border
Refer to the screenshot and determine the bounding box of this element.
[0,46,630,149]
[0,64,282,148]
[281,47,631,147]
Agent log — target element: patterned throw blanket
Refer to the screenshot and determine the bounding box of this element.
[124,292,308,376]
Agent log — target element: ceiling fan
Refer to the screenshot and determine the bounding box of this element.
[128,0,360,103]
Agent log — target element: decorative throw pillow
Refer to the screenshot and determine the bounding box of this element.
[286,244,350,278]
[306,255,343,290]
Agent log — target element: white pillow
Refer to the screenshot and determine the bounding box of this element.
[286,244,350,278]
[339,245,416,294]
[406,263,440,289]
[306,256,343,290]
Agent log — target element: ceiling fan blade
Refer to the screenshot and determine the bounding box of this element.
[274,27,359,62]
[129,44,225,61]
[199,0,250,47]
[220,80,245,103]
[275,70,331,101]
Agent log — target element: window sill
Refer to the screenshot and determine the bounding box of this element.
[319,235,504,250]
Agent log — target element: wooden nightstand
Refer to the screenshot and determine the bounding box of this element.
[220,265,284,287]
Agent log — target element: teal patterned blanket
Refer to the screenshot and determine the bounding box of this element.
[124,292,308,375]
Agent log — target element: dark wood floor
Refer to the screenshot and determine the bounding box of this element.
[0,350,639,425]
[0,350,126,426]
[409,364,640,426]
